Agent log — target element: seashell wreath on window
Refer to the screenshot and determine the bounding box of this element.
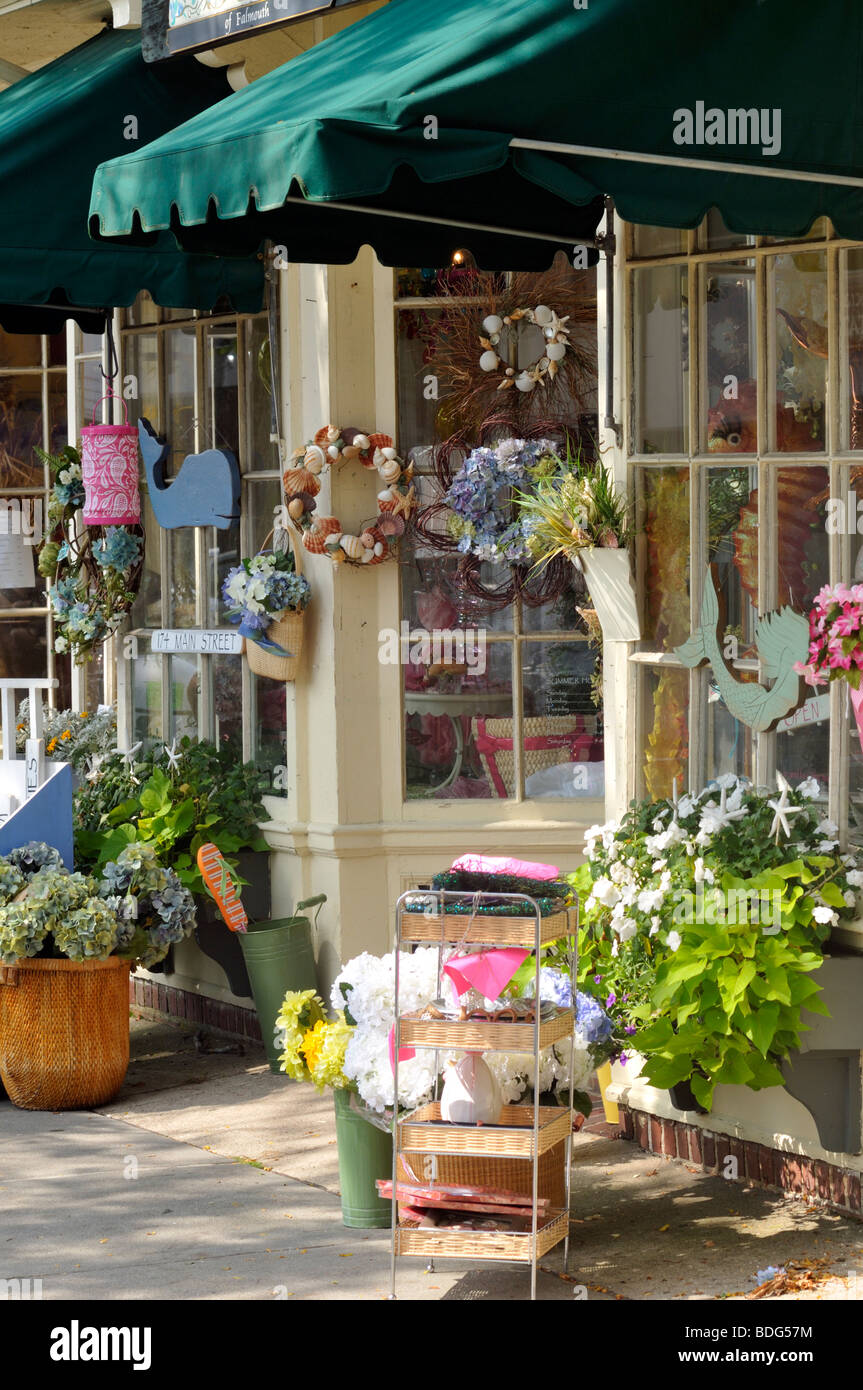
[283,424,416,566]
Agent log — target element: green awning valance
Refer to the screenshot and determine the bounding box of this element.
[0,28,264,331]
[89,0,863,267]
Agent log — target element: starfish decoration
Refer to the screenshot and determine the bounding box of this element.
[112,740,143,785]
[767,772,805,844]
[162,738,181,776]
[390,484,416,520]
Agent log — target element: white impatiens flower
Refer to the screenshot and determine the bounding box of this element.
[652,859,667,874]
[797,777,820,800]
[846,870,863,887]
[693,857,714,885]
[649,916,660,936]
[591,876,621,909]
[811,905,838,926]
[620,883,639,908]
[816,818,839,838]
[677,794,697,819]
[615,918,638,942]
[638,887,666,913]
[609,861,631,885]
[666,930,682,952]
[845,891,856,910]
[610,939,620,957]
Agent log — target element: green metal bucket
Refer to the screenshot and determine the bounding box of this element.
[333,1088,393,1228]
[238,895,324,1073]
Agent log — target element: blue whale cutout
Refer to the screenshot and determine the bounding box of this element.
[137,417,241,530]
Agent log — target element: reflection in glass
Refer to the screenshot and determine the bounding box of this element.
[243,317,279,471]
[0,332,41,370]
[250,671,287,789]
[404,641,512,800]
[168,528,196,627]
[171,654,198,740]
[776,466,828,611]
[703,261,756,452]
[640,466,690,648]
[632,265,689,454]
[773,251,827,451]
[631,225,687,258]
[698,210,755,252]
[132,653,163,747]
[519,639,603,799]
[845,250,863,451]
[123,334,159,429]
[642,665,688,800]
[164,328,197,476]
[0,375,48,487]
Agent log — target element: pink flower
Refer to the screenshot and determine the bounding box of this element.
[834,609,863,638]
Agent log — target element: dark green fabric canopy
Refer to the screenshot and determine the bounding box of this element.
[89,0,863,267]
[0,28,264,331]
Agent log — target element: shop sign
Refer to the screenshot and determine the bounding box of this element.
[151,629,243,654]
[152,0,363,57]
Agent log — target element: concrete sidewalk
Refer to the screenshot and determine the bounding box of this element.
[1,1013,862,1301]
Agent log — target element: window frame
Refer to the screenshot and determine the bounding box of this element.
[624,217,855,839]
[118,301,285,770]
[394,273,605,810]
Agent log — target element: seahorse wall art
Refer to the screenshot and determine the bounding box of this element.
[674,567,809,733]
[137,418,241,530]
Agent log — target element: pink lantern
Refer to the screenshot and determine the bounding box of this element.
[80,394,141,526]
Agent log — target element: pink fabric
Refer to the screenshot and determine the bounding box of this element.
[451,853,560,880]
[851,686,863,755]
[443,947,529,1000]
[388,1023,415,1074]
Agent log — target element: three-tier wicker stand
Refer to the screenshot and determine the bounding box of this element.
[390,887,578,1301]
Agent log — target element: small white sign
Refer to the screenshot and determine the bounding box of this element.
[150,629,243,655]
[0,529,36,590]
[775,692,831,733]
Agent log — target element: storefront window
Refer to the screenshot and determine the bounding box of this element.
[397,278,602,804]
[627,217,853,828]
[0,330,68,704]
[121,298,285,787]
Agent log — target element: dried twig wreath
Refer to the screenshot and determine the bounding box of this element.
[417,257,597,440]
[412,415,595,609]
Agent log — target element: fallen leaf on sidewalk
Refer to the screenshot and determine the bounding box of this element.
[658,1224,670,1232]
[339,1253,354,1258]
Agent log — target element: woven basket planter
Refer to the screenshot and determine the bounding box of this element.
[0,956,131,1111]
[245,609,305,682]
[243,527,307,682]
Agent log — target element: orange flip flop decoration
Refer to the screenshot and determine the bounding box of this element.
[197,843,248,933]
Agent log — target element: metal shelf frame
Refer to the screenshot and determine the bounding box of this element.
[389,887,578,1301]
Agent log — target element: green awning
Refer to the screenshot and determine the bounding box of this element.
[0,28,264,332]
[89,0,863,266]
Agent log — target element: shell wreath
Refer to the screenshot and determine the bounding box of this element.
[478,305,570,392]
[283,425,416,566]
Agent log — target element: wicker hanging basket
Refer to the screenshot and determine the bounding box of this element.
[0,956,131,1111]
[244,525,306,682]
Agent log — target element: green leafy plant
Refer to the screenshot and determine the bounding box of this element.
[74,738,269,897]
[519,445,634,568]
[572,775,863,1110]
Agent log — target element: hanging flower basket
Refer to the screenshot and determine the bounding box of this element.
[224,526,311,683]
[80,394,141,526]
[575,547,641,643]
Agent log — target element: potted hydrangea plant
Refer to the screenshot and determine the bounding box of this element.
[0,841,195,1111]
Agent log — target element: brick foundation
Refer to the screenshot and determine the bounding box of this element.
[619,1102,863,1216]
[129,976,262,1042]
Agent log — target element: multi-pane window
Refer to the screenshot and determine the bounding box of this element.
[0,329,68,710]
[120,294,286,784]
[626,214,862,839]
[395,268,604,804]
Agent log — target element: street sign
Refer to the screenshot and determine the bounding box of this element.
[143,0,366,60]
